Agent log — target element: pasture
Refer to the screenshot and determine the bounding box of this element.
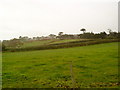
[21,39,87,48]
[2,42,119,88]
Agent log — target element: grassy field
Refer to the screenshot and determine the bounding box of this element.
[6,39,118,52]
[21,39,88,48]
[2,42,119,88]
[50,39,85,44]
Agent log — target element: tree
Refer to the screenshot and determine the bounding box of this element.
[108,29,112,34]
[2,43,6,51]
[100,31,107,39]
[7,39,23,48]
[19,36,29,41]
[108,31,118,39]
[19,36,22,39]
[58,32,63,36]
[80,28,86,34]
[49,34,56,39]
[58,34,75,39]
[79,32,94,39]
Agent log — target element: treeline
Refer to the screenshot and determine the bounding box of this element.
[58,31,119,39]
[79,31,119,39]
[1,29,120,51]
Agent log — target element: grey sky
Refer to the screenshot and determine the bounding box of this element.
[0,0,119,40]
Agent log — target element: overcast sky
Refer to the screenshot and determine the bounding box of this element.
[0,0,119,40]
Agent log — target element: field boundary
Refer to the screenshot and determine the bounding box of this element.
[3,39,119,52]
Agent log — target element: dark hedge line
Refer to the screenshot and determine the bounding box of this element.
[3,39,119,52]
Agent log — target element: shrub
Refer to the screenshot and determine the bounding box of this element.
[2,44,6,51]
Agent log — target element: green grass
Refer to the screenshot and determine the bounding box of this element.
[50,39,86,44]
[21,39,88,48]
[7,39,118,52]
[21,40,54,48]
[2,42,119,88]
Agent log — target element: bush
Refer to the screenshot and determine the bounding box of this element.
[2,44,6,51]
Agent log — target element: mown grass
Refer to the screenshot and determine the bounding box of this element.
[2,42,119,88]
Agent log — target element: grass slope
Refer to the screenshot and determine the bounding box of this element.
[21,39,82,48]
[2,42,119,88]
[21,40,54,48]
[7,39,118,52]
[50,39,84,44]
